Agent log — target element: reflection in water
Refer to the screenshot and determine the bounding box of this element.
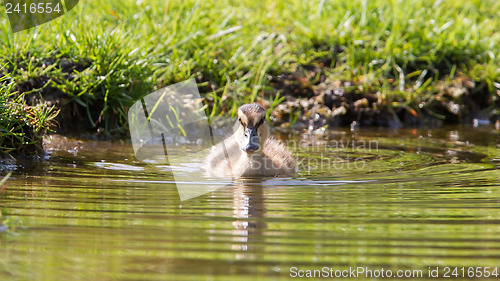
[0,127,499,280]
[232,180,266,261]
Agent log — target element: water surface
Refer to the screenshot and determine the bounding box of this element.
[1,126,499,280]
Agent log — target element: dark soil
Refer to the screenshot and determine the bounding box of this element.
[266,67,499,131]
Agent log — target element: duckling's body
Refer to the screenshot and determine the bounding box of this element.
[203,104,295,178]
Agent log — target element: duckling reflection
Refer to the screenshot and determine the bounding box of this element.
[203,104,296,178]
[231,180,266,259]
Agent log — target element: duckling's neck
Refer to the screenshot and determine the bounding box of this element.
[236,150,267,177]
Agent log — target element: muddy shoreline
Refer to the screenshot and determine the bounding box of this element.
[21,74,500,139]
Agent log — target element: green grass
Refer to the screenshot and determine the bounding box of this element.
[0,70,58,157]
[0,0,499,134]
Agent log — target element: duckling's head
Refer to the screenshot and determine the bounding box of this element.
[236,104,270,154]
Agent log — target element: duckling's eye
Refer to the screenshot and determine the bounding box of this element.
[257,116,265,127]
[238,117,244,126]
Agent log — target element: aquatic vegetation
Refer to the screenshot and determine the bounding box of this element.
[0,0,498,133]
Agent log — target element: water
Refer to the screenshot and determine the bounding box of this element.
[0,126,499,280]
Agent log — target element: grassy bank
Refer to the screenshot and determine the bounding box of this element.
[0,0,499,138]
[0,71,58,157]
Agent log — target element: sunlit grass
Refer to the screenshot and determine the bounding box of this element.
[0,0,498,132]
[0,70,58,156]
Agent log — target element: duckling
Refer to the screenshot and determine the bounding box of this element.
[203,104,296,178]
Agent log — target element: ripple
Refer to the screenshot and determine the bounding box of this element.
[1,127,499,280]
